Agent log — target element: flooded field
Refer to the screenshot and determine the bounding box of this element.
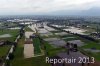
[44,25,57,31]
[63,27,87,35]
[44,38,66,47]
[0,34,12,38]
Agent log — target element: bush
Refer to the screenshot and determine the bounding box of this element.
[0,58,2,63]
[8,53,14,60]
[5,60,10,66]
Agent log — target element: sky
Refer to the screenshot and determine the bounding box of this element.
[0,0,100,15]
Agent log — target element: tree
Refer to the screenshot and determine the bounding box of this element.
[19,28,25,38]
[5,60,10,66]
[66,43,70,55]
[0,58,2,63]
[8,53,14,60]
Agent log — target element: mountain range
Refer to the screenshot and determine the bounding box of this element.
[47,7,100,16]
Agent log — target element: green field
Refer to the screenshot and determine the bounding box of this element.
[11,56,50,66]
[33,38,41,55]
[63,37,79,41]
[44,41,54,51]
[11,36,50,66]
[63,34,100,61]
[25,26,33,32]
[9,25,100,66]
[49,25,100,61]
[81,42,100,49]
[0,29,19,41]
[80,41,100,61]
[0,45,11,58]
[43,41,66,57]
[0,29,19,60]
[50,30,62,33]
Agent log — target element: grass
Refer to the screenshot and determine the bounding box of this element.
[11,56,50,66]
[13,36,25,58]
[48,48,66,57]
[44,41,66,57]
[50,30,62,33]
[11,36,50,66]
[78,37,100,61]
[74,35,100,61]
[40,30,67,57]
[0,29,19,35]
[60,34,75,38]
[33,38,41,55]
[44,41,55,51]
[25,27,33,32]
[81,42,100,49]
[41,35,59,38]
[63,37,79,41]
[49,25,100,61]
[0,29,19,41]
[0,45,11,58]
[0,29,19,59]
[3,23,100,65]
[91,52,100,61]
[79,48,100,61]
[60,34,80,42]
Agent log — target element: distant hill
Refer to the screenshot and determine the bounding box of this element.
[47,7,100,16]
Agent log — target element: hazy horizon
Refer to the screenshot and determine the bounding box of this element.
[0,0,100,16]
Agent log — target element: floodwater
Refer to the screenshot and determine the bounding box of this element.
[8,27,21,29]
[63,27,87,35]
[0,34,12,38]
[44,25,57,31]
[44,38,66,47]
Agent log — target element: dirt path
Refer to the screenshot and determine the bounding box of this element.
[24,44,34,58]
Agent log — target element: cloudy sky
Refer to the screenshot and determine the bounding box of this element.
[0,0,100,15]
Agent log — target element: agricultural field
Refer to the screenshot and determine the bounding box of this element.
[24,26,34,32]
[33,37,41,55]
[51,24,100,61]
[0,29,19,41]
[10,34,50,66]
[1,22,100,66]
[0,28,20,66]
[0,45,11,58]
